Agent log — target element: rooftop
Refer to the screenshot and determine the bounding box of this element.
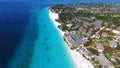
[96,43,104,52]
[95,55,114,68]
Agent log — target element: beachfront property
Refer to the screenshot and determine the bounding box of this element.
[95,55,114,68]
[77,45,94,58]
[64,32,84,48]
[50,3,120,68]
[64,32,94,59]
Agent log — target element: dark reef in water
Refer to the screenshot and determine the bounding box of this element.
[10,10,39,68]
[21,14,39,68]
[0,2,30,68]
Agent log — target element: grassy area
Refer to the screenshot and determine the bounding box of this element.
[87,47,98,54]
[116,60,120,65]
[104,46,113,56]
[115,43,120,50]
[92,38,109,46]
[84,38,94,47]
[74,10,93,17]
[76,31,88,38]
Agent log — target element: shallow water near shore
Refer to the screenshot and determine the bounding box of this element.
[29,7,74,68]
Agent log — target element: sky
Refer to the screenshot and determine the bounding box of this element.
[0,0,120,2]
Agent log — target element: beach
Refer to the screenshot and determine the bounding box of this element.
[49,10,65,36]
[49,8,94,68]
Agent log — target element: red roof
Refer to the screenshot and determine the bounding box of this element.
[107,46,113,51]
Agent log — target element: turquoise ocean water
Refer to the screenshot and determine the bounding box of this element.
[7,3,74,68]
[29,7,74,68]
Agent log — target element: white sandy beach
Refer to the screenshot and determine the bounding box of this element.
[49,9,94,68]
[49,10,65,36]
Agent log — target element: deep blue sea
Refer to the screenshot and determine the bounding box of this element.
[0,2,74,68]
[0,2,31,68]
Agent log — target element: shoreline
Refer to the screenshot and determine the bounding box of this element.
[49,8,94,68]
[49,10,65,37]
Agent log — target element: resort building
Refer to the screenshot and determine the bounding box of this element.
[64,32,84,48]
[94,34,101,39]
[86,51,94,59]
[83,21,90,28]
[96,43,104,52]
[102,32,109,37]
[66,23,72,28]
[111,56,120,61]
[79,26,85,32]
[86,30,92,36]
[109,40,118,48]
[79,26,87,35]
[95,55,114,68]
[94,20,102,30]
[71,25,80,30]
[78,45,94,59]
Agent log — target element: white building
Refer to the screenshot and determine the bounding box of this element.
[109,40,118,48]
[102,32,109,37]
[94,34,101,39]
[96,43,104,52]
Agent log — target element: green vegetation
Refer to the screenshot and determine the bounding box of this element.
[70,47,76,50]
[116,43,120,50]
[51,3,120,31]
[87,47,98,54]
[96,13,120,23]
[104,47,113,56]
[51,3,120,67]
